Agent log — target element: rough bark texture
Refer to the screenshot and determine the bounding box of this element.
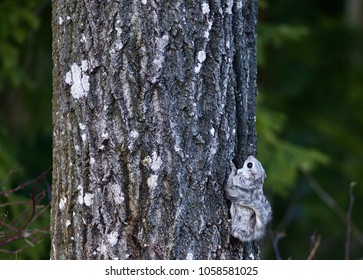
[51,0,259,260]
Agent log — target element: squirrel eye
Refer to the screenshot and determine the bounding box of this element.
[247,162,253,168]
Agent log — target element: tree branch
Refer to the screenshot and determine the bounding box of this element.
[345,182,356,260]
[303,171,363,246]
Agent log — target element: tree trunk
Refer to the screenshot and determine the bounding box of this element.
[345,0,363,29]
[51,0,259,260]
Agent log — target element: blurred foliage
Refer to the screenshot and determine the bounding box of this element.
[0,0,40,90]
[257,101,329,196]
[0,0,52,181]
[1,0,363,260]
[257,24,309,66]
[0,0,51,259]
[257,0,363,259]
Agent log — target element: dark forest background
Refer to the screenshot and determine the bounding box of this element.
[0,0,362,259]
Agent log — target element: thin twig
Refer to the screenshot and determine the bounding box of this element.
[0,168,21,187]
[0,212,8,238]
[307,234,321,260]
[303,170,363,246]
[0,201,35,207]
[0,167,51,196]
[345,182,356,260]
[0,168,51,255]
[271,231,285,260]
[0,193,36,246]
[0,233,48,256]
[0,212,7,225]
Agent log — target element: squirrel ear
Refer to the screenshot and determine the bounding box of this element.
[230,160,236,172]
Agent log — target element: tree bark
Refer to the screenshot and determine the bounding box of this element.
[345,0,363,29]
[51,0,259,260]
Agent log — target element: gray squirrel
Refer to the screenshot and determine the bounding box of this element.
[225,156,272,242]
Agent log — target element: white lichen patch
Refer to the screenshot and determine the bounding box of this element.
[65,60,90,100]
[90,157,95,165]
[226,40,230,49]
[174,144,182,153]
[81,60,88,71]
[97,244,107,254]
[156,35,169,56]
[111,184,125,205]
[143,152,162,173]
[79,123,86,130]
[204,20,213,39]
[226,0,233,14]
[141,0,147,4]
[195,51,207,73]
[237,0,243,10]
[59,196,67,210]
[107,231,119,246]
[84,193,94,206]
[210,147,217,156]
[151,151,162,172]
[81,133,87,142]
[58,17,63,25]
[77,185,84,205]
[66,219,71,228]
[101,132,109,139]
[249,253,255,260]
[80,34,86,43]
[186,252,194,260]
[147,174,158,189]
[197,50,206,63]
[130,130,139,139]
[115,41,123,51]
[202,3,210,15]
[195,64,202,73]
[210,127,215,136]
